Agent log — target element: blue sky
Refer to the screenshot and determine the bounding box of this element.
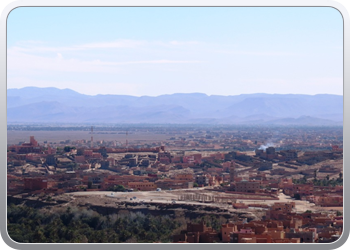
[7,7,343,96]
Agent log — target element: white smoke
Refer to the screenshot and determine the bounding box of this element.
[258,142,275,150]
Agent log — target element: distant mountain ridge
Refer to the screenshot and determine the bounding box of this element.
[7,87,343,125]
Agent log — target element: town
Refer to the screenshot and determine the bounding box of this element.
[7,125,343,243]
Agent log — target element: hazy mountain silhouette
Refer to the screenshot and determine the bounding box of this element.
[7,87,343,125]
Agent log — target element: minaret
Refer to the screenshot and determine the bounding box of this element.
[91,126,93,148]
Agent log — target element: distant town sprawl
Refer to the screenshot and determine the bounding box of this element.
[7,125,343,243]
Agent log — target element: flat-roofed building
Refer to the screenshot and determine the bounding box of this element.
[235,180,260,193]
[128,180,157,191]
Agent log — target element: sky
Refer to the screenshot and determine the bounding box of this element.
[7,7,343,96]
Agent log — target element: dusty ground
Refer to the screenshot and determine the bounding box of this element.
[304,158,343,180]
[64,188,326,215]
[7,130,171,145]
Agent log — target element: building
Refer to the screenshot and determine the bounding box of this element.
[83,150,93,157]
[195,175,209,186]
[266,147,276,155]
[175,173,194,181]
[235,180,260,193]
[74,155,86,164]
[8,136,41,154]
[173,222,220,243]
[156,179,193,190]
[158,151,172,163]
[127,180,157,191]
[266,202,296,220]
[24,177,55,190]
[285,229,315,243]
[221,223,238,243]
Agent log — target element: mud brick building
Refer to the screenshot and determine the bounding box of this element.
[173,222,220,243]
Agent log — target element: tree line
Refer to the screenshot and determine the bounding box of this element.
[7,203,230,243]
[7,203,181,243]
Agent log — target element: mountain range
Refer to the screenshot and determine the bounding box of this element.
[7,87,343,126]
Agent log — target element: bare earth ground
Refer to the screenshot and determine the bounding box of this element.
[7,130,171,145]
[60,189,331,215]
[297,158,343,180]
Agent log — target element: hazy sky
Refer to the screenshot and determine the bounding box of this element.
[7,7,343,96]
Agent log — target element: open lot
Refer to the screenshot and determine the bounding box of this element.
[7,130,171,145]
[67,188,322,214]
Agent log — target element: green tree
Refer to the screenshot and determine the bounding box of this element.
[294,193,301,200]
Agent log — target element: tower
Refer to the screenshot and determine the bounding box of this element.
[30,136,38,147]
[90,126,93,148]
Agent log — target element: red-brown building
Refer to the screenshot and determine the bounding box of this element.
[24,177,55,190]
